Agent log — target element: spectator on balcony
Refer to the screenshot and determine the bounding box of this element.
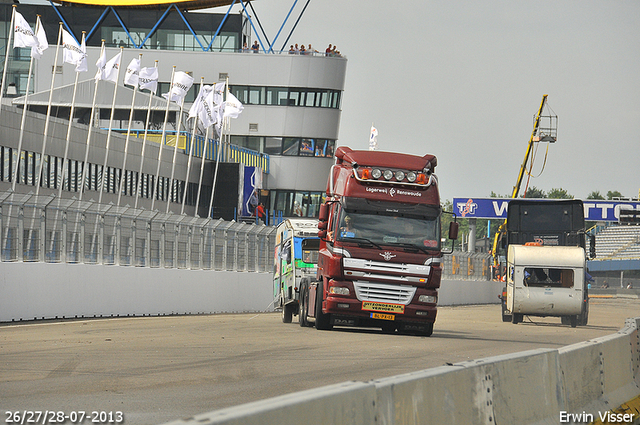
[251,41,259,53]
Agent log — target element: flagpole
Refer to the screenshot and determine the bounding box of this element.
[35,22,63,195]
[79,39,105,202]
[208,77,228,219]
[59,31,85,198]
[135,60,158,209]
[181,76,204,215]
[194,125,210,217]
[117,53,143,207]
[167,90,188,214]
[151,66,175,211]
[12,15,40,191]
[98,46,124,204]
[0,5,17,121]
[208,119,224,219]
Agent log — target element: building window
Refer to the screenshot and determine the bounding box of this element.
[271,190,324,218]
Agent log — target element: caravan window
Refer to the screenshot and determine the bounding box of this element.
[523,267,574,288]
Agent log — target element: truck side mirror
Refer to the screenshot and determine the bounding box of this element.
[589,235,596,258]
[448,222,459,240]
[319,203,329,222]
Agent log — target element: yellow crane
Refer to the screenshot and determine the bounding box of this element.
[492,94,557,272]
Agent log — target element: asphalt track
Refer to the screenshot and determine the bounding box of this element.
[1,297,638,425]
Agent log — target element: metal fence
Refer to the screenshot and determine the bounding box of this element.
[1,191,492,280]
[442,251,493,280]
[0,192,276,272]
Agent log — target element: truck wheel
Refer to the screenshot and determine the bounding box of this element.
[420,322,434,337]
[561,316,570,325]
[299,282,309,327]
[578,300,589,326]
[501,301,512,322]
[570,315,577,328]
[511,313,523,324]
[315,281,332,331]
[282,303,293,323]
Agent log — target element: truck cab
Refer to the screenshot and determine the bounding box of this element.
[296,146,457,336]
[273,218,320,323]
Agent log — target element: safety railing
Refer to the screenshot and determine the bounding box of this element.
[442,251,493,280]
[0,192,276,273]
[116,129,270,174]
[1,190,491,280]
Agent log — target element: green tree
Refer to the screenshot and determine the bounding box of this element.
[607,190,623,200]
[548,188,572,199]
[587,191,605,200]
[523,186,546,198]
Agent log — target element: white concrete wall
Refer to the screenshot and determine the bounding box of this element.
[0,263,274,322]
[163,317,640,425]
[0,264,501,323]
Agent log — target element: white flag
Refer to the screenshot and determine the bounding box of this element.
[214,103,224,136]
[212,81,225,106]
[123,57,140,87]
[223,92,244,118]
[369,126,378,150]
[30,17,48,59]
[62,30,87,72]
[162,71,194,106]
[13,12,37,49]
[138,66,159,93]
[189,85,218,128]
[96,50,121,83]
[77,35,88,72]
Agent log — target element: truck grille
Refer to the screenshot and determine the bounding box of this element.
[353,281,417,305]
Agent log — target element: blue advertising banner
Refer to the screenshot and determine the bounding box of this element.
[452,197,640,222]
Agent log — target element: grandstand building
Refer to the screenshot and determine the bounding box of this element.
[0,0,346,220]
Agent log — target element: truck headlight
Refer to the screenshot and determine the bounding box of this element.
[329,286,350,296]
[419,295,437,303]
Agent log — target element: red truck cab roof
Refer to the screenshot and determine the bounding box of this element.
[328,147,440,206]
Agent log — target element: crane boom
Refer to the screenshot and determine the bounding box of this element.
[492,94,554,271]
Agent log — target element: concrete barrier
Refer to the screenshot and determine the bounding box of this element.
[0,262,274,322]
[0,265,502,323]
[162,318,640,425]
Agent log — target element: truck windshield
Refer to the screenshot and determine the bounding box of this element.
[336,209,440,251]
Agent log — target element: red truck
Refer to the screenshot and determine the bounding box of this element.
[298,146,458,336]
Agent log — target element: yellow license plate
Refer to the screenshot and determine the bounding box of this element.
[371,312,395,321]
[362,301,405,314]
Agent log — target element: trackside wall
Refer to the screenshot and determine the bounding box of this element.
[0,262,501,322]
[162,318,640,425]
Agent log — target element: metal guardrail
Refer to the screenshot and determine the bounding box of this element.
[0,192,276,272]
[0,190,490,280]
[442,251,493,280]
[121,130,270,174]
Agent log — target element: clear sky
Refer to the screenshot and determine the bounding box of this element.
[210,0,639,203]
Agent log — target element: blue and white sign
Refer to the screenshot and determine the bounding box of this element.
[452,198,640,222]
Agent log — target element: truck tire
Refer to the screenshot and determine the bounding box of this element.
[501,300,512,322]
[314,280,332,331]
[299,281,309,327]
[570,315,577,328]
[421,322,434,337]
[578,298,589,326]
[500,288,512,322]
[511,313,523,324]
[282,302,293,323]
